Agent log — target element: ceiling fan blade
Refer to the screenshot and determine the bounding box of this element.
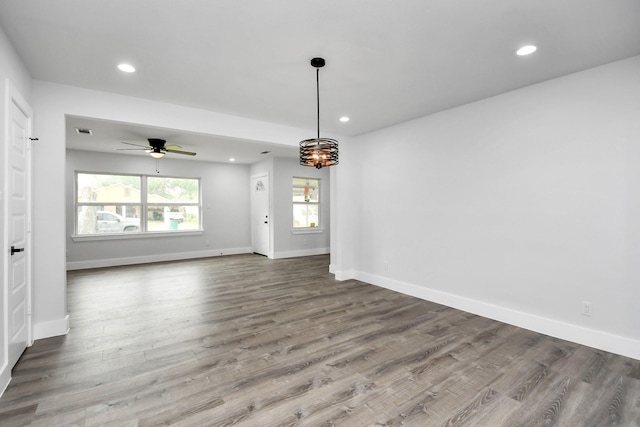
[119,140,195,157]
[121,141,149,148]
[166,148,197,156]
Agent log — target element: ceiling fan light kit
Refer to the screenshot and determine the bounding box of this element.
[148,149,165,159]
[299,57,338,169]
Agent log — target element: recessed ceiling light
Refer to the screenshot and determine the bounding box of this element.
[516,45,537,56]
[229,158,236,162]
[117,63,136,73]
[339,116,350,122]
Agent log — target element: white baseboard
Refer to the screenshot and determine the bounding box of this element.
[2,315,70,398]
[66,247,252,270]
[33,314,69,340]
[355,271,640,361]
[333,269,355,281]
[273,247,329,259]
[0,363,10,398]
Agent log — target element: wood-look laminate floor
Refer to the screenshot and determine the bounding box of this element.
[1,254,639,426]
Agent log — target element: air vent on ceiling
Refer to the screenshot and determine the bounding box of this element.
[75,128,93,135]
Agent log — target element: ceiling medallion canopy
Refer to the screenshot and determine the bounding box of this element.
[299,57,338,169]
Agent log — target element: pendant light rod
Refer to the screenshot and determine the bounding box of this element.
[300,57,338,169]
[311,57,325,138]
[316,67,320,139]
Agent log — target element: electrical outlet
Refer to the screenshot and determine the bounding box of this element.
[581,301,592,317]
[383,262,389,271]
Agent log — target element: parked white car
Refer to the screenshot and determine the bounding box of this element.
[96,211,140,233]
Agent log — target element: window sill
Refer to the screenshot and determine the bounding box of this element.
[71,230,204,242]
[291,228,324,235]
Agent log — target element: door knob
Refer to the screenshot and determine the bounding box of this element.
[10,246,24,255]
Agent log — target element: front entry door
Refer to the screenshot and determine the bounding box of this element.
[250,174,270,256]
[7,95,32,369]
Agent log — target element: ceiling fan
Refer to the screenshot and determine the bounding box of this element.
[119,138,197,158]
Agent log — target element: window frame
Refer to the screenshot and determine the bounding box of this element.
[292,177,321,229]
[73,171,202,239]
[145,175,202,233]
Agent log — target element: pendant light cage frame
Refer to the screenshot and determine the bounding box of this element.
[299,57,339,169]
[299,137,339,169]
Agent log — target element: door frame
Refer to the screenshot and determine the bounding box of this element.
[250,173,271,258]
[3,80,34,363]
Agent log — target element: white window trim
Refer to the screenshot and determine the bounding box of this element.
[71,230,204,242]
[291,228,324,235]
[292,177,321,229]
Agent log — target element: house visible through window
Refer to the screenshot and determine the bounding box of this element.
[292,177,320,228]
[75,172,201,235]
[147,176,200,232]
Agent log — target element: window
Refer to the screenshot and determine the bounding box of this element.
[292,177,320,228]
[147,176,200,231]
[76,173,142,235]
[75,172,201,236]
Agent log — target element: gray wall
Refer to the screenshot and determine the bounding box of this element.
[334,55,640,359]
[271,157,330,258]
[67,150,330,267]
[249,156,331,259]
[66,149,251,268]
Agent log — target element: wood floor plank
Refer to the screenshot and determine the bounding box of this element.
[1,254,638,426]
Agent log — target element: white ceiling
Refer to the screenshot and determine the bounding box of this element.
[65,115,298,164]
[2,0,640,161]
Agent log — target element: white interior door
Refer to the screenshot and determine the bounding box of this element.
[7,95,32,369]
[251,174,270,256]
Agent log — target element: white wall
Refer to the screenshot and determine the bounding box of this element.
[66,150,251,268]
[330,141,360,278]
[0,24,32,395]
[335,55,640,359]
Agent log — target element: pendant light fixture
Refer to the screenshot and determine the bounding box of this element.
[299,57,338,169]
